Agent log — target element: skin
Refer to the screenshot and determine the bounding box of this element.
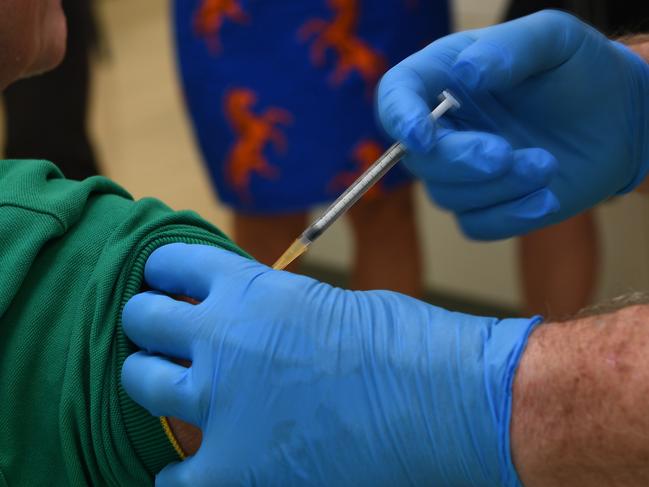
[519,211,598,319]
[0,0,67,89]
[346,183,422,297]
[512,303,649,486]
[621,34,649,62]
[511,40,649,486]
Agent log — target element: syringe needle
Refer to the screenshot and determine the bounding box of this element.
[272,90,460,271]
[272,236,311,271]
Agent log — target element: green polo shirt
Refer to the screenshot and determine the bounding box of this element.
[0,160,246,485]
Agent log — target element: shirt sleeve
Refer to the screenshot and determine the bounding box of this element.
[0,159,248,485]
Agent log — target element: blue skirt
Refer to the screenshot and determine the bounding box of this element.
[174,0,450,213]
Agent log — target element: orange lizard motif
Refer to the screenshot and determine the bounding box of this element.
[298,0,388,88]
[194,0,248,53]
[223,88,292,201]
[329,140,386,201]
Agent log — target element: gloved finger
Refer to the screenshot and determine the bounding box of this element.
[425,148,558,212]
[122,352,200,426]
[452,10,590,91]
[377,65,437,153]
[123,291,197,360]
[155,456,203,487]
[403,130,514,183]
[149,243,274,294]
[145,243,239,301]
[377,31,473,153]
[456,187,560,240]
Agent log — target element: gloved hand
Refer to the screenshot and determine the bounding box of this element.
[377,10,649,239]
[121,243,540,486]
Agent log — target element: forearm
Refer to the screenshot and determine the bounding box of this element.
[511,303,649,486]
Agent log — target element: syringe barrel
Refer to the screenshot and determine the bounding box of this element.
[304,141,406,242]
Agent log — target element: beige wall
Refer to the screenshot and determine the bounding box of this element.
[4,0,649,309]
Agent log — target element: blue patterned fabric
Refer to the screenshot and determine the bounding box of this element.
[174,0,450,213]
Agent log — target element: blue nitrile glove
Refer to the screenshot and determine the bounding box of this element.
[121,243,540,486]
[377,10,649,239]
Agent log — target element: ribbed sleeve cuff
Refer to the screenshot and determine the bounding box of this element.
[118,384,181,475]
[117,236,186,476]
[116,229,251,477]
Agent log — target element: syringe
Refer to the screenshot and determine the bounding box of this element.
[272,90,460,270]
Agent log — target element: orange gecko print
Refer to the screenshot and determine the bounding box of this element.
[194,0,248,53]
[223,88,293,201]
[298,0,388,88]
[329,140,386,201]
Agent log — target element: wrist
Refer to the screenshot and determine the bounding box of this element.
[354,294,540,486]
[410,305,540,486]
[511,305,649,486]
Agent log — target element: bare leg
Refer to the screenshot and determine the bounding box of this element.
[518,211,598,320]
[233,212,308,272]
[347,183,423,297]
